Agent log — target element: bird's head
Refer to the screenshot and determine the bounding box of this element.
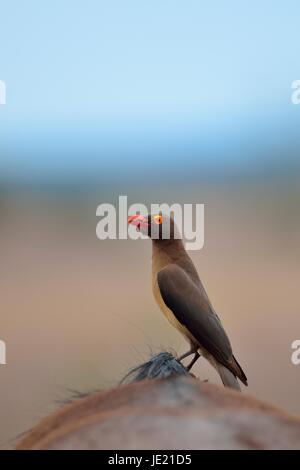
[128,213,181,242]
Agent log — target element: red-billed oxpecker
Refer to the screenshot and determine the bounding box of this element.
[128,213,247,391]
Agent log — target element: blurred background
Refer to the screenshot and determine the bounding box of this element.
[0,0,300,448]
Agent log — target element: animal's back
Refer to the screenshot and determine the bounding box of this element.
[17,376,300,450]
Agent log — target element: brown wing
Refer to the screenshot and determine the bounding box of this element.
[157,264,247,385]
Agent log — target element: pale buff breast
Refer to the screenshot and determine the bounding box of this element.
[151,248,196,346]
[152,273,219,368]
[151,245,221,369]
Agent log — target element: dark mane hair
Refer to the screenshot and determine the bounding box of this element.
[121,352,189,383]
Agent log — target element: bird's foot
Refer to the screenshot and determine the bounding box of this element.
[177,349,196,362]
[186,352,201,371]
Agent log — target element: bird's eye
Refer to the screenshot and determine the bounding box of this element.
[154,215,163,225]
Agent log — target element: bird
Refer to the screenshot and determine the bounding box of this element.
[128,213,247,391]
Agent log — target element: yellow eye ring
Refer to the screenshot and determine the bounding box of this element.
[154,215,163,225]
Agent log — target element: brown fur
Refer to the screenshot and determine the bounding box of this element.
[17,376,300,450]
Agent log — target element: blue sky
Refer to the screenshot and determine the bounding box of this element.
[0,1,300,183]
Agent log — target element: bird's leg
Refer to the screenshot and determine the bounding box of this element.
[186,352,201,371]
[177,347,197,362]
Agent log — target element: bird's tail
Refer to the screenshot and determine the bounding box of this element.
[217,364,241,391]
